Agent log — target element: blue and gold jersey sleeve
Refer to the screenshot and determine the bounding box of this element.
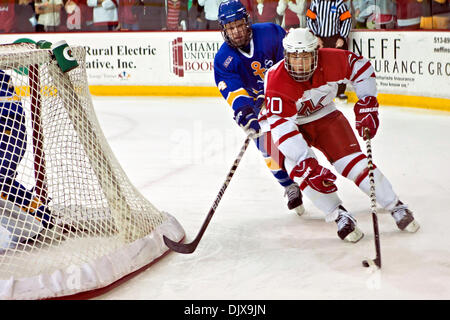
[214,51,255,113]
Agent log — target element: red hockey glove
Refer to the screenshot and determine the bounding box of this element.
[290,158,338,194]
[354,96,379,140]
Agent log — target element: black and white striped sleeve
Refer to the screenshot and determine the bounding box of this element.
[338,1,352,38]
[306,0,319,35]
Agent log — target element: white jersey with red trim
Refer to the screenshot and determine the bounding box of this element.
[258,48,402,215]
[260,48,377,130]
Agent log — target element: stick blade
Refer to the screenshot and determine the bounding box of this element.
[362,257,381,269]
[163,235,197,254]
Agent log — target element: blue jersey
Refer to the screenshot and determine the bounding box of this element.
[0,71,32,209]
[214,23,286,114]
[0,71,27,181]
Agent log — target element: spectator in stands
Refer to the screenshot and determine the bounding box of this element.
[163,0,189,30]
[13,0,37,33]
[276,0,305,28]
[132,0,165,30]
[35,0,64,32]
[0,0,15,33]
[369,0,396,29]
[75,0,94,30]
[306,0,352,99]
[353,0,375,28]
[187,0,207,29]
[198,0,222,29]
[87,0,119,31]
[396,0,422,29]
[119,0,140,30]
[65,0,86,30]
[255,0,281,23]
[352,0,396,29]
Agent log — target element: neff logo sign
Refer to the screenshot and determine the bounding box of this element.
[171,38,221,77]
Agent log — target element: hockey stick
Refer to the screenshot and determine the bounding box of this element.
[163,136,252,254]
[362,128,381,269]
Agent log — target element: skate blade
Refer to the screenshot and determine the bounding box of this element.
[404,219,420,233]
[35,224,66,243]
[294,204,305,216]
[344,228,364,243]
[362,258,380,268]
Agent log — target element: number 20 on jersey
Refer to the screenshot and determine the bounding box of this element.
[266,97,283,114]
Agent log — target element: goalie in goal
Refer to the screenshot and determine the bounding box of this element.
[0,70,54,250]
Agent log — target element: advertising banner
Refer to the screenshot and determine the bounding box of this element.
[1,32,223,87]
[349,31,450,99]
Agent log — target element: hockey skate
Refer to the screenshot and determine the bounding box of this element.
[391,201,420,232]
[335,206,364,243]
[284,183,305,216]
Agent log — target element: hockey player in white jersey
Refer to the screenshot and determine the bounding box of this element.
[260,28,420,242]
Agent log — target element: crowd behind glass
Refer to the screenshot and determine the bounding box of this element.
[0,0,449,33]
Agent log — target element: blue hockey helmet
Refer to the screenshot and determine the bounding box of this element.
[218,0,252,48]
[218,0,248,25]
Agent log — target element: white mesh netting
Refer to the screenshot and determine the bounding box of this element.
[0,43,184,299]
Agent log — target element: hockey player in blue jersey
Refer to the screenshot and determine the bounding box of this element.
[0,70,54,249]
[214,0,304,214]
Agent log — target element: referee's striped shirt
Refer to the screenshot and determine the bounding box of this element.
[306,0,352,39]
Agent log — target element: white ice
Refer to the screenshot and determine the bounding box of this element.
[91,96,450,300]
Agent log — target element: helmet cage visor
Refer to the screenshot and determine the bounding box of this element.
[282,28,319,81]
[284,50,318,81]
[220,16,252,48]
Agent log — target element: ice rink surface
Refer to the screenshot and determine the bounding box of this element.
[91,96,450,300]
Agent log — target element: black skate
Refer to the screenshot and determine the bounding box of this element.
[284,183,304,216]
[335,206,364,243]
[391,201,420,232]
[21,205,59,245]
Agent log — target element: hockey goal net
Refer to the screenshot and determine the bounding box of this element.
[0,42,184,299]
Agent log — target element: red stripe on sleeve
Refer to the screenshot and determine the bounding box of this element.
[341,154,366,178]
[354,164,377,186]
[350,61,372,82]
[276,131,300,146]
[270,118,288,130]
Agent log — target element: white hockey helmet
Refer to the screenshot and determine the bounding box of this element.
[282,28,319,81]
